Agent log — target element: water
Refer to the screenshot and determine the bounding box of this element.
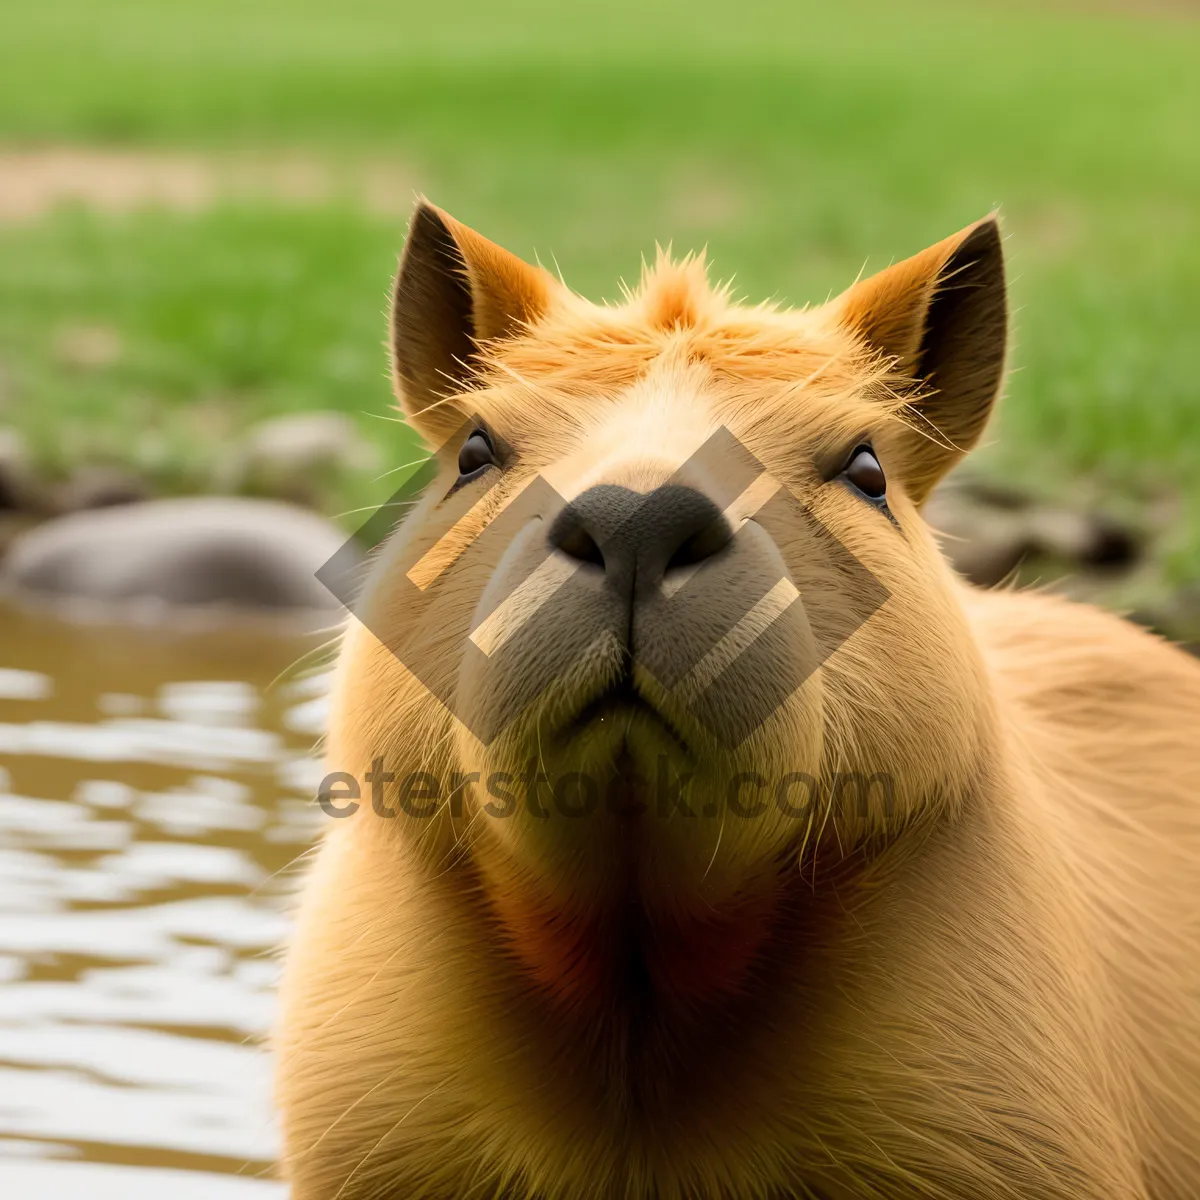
[0,600,331,1197]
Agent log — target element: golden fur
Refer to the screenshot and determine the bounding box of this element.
[276,205,1200,1199]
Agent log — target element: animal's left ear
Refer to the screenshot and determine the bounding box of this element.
[831,215,1007,505]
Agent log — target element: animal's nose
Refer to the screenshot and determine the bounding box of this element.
[547,484,732,592]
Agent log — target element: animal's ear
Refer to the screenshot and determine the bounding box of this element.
[832,215,1007,505]
[391,200,557,442]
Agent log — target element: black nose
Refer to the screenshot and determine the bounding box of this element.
[548,484,732,591]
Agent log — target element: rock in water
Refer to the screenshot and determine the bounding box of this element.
[1,497,359,613]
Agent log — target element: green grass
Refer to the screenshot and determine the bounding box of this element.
[0,0,1198,579]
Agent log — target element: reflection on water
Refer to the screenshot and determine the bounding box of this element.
[0,601,331,1197]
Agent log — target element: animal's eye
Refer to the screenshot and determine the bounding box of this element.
[843,446,886,500]
[457,429,496,479]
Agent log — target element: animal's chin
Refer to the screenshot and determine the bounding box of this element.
[552,675,695,771]
[474,676,803,1017]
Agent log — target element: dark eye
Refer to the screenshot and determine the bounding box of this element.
[843,446,886,500]
[457,429,496,479]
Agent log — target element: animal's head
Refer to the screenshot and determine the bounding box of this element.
[330,202,1006,1007]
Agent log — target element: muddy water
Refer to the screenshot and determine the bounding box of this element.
[0,600,332,1197]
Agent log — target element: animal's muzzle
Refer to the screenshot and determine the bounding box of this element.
[547,483,733,600]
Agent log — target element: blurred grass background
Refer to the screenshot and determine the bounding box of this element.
[0,0,1197,581]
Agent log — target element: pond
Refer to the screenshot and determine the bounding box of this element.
[0,599,330,1197]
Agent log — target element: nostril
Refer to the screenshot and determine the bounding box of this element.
[554,523,606,568]
[665,517,732,572]
[548,496,614,570]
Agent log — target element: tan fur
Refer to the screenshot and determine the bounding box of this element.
[276,208,1200,1199]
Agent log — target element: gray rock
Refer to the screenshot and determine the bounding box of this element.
[1,497,360,613]
[225,411,379,503]
[52,464,152,513]
[1023,506,1138,570]
[926,478,1139,587]
[924,485,1031,586]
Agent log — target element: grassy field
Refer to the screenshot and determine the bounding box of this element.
[1,0,1198,581]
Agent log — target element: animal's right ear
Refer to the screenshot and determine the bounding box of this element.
[390,200,557,443]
